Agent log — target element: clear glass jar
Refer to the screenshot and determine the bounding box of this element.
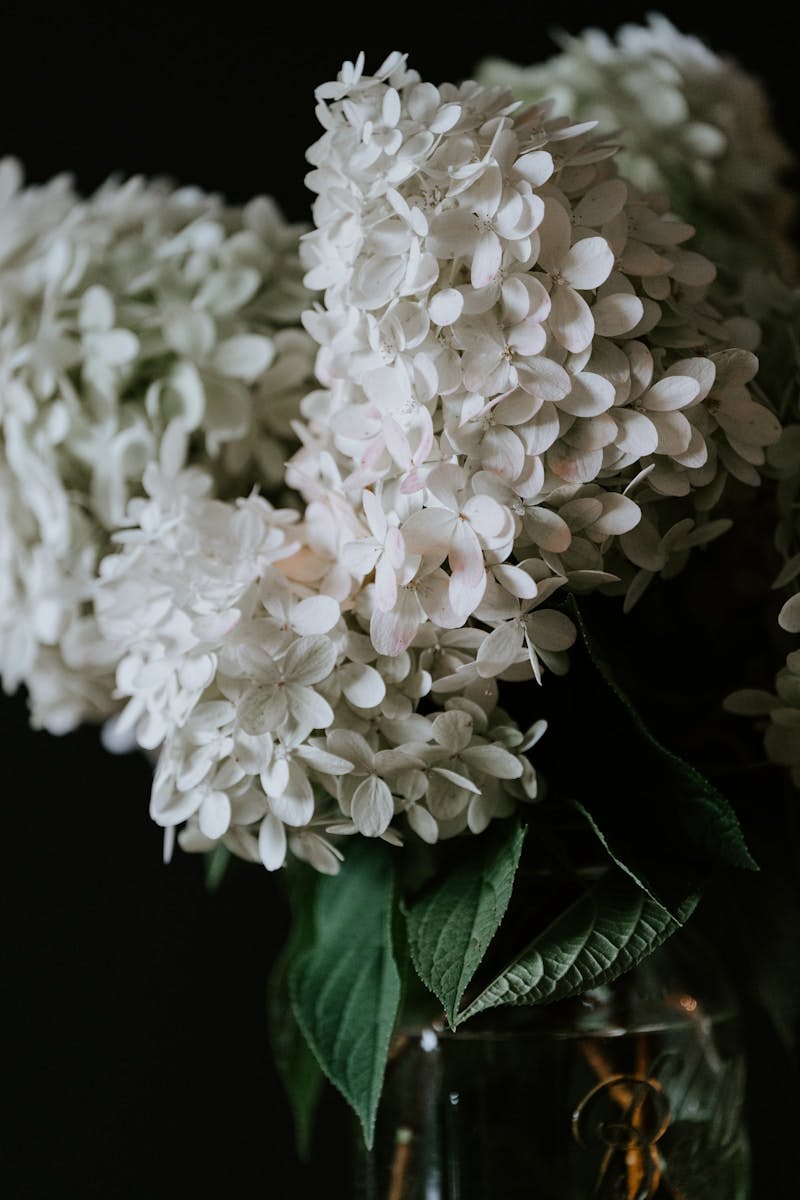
[354,929,750,1199]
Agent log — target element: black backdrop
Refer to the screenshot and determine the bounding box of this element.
[3,6,799,1197]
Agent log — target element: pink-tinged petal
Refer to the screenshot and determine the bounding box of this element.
[291,595,341,636]
[339,661,387,708]
[198,790,232,840]
[352,775,394,837]
[476,621,523,678]
[463,493,508,539]
[258,813,287,871]
[480,426,526,481]
[550,284,595,353]
[401,506,456,555]
[614,409,659,457]
[546,442,604,484]
[450,519,485,587]
[525,609,577,652]
[286,684,334,733]
[374,554,399,611]
[561,236,614,290]
[537,198,572,273]
[283,636,337,687]
[645,376,700,411]
[385,525,405,570]
[471,229,503,289]
[370,589,422,656]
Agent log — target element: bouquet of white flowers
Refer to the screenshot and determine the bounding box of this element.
[4,19,798,1197]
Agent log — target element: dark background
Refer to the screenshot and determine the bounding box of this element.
[3,6,799,1197]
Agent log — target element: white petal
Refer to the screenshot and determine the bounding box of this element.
[561,237,614,290]
[339,661,387,708]
[587,494,641,538]
[645,376,700,411]
[513,150,554,186]
[476,622,523,678]
[779,594,800,633]
[269,762,315,826]
[431,709,474,753]
[524,609,576,651]
[723,689,780,716]
[284,636,337,686]
[559,372,615,417]
[258,813,287,871]
[429,288,464,326]
[198,790,232,840]
[462,743,523,779]
[407,804,439,844]
[471,230,503,289]
[352,775,394,837]
[592,294,644,337]
[523,506,572,553]
[239,686,287,735]
[549,285,594,353]
[291,595,341,636]
[286,684,335,732]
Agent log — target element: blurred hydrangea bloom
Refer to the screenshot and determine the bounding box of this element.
[477,15,796,282]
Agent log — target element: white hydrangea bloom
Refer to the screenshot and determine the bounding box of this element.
[295,50,779,651]
[93,452,543,873]
[477,16,795,279]
[86,52,783,874]
[0,160,315,731]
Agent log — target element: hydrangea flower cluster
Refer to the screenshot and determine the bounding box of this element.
[90,52,782,874]
[94,429,542,873]
[477,16,795,280]
[0,160,314,733]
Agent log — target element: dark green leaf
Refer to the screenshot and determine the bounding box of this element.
[289,841,401,1148]
[566,596,756,917]
[406,821,525,1029]
[460,870,698,1022]
[267,870,324,1160]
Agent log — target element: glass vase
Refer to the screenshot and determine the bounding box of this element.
[353,931,749,1199]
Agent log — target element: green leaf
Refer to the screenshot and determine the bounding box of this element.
[460,870,698,1022]
[267,871,324,1160]
[204,844,231,894]
[289,841,401,1148]
[406,820,525,1029]
[565,596,756,916]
